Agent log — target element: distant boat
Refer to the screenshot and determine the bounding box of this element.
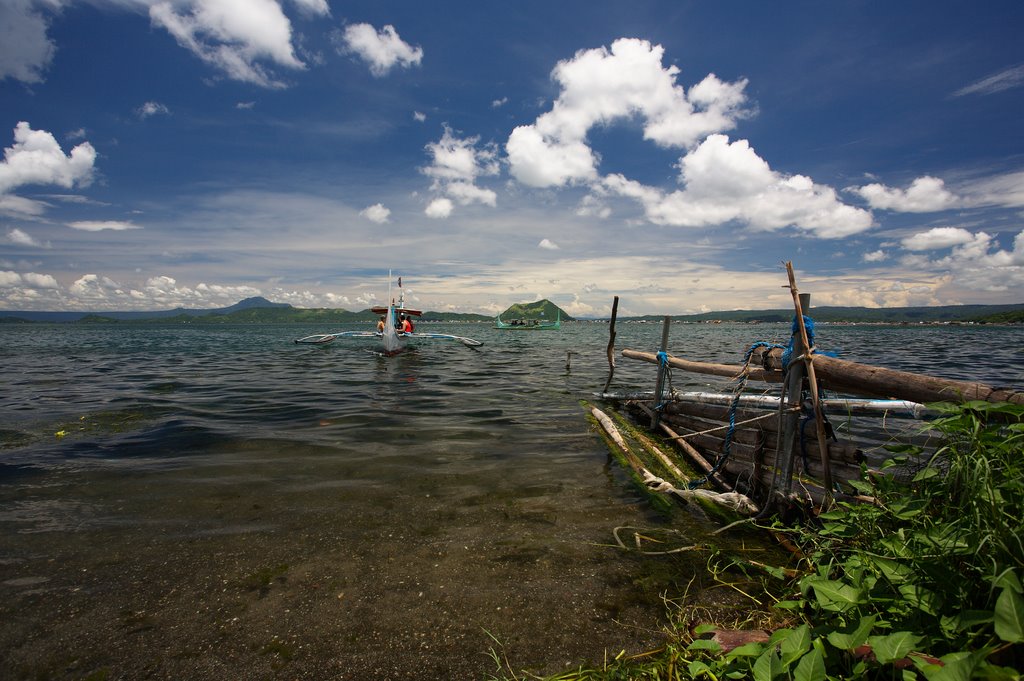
[295,272,483,353]
[495,310,561,330]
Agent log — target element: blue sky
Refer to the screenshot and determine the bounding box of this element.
[1,0,1022,316]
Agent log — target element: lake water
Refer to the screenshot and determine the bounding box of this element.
[2,320,1022,679]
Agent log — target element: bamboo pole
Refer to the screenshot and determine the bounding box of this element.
[786,263,834,497]
[603,296,619,393]
[621,350,785,382]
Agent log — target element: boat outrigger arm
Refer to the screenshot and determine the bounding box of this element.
[294,272,483,350]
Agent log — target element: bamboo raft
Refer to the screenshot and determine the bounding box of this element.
[597,263,1023,514]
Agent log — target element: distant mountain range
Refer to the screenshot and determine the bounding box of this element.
[0,297,1021,324]
[0,296,494,324]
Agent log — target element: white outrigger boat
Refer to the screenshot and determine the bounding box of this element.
[294,273,483,354]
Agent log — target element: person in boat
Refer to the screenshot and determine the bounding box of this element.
[376,315,385,332]
[401,314,414,333]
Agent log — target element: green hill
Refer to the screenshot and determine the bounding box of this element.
[498,299,573,322]
[628,303,1024,324]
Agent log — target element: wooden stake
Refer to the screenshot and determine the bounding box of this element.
[785,262,834,498]
[603,295,619,393]
[652,316,671,429]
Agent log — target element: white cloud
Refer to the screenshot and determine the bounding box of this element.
[854,176,959,213]
[67,220,142,231]
[901,226,975,251]
[538,238,559,250]
[961,170,1024,209]
[413,111,426,122]
[898,230,1024,293]
[338,22,422,77]
[506,38,750,188]
[422,126,500,215]
[0,121,96,195]
[0,0,62,84]
[575,194,611,219]
[236,100,256,109]
[424,197,453,219]
[360,202,390,224]
[604,135,874,238]
[23,271,58,288]
[7,227,43,246]
[289,0,330,17]
[491,97,508,108]
[136,101,170,118]
[149,0,307,88]
[953,64,1024,97]
[0,271,22,287]
[862,249,888,263]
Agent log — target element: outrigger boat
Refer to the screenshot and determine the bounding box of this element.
[494,309,560,330]
[294,273,483,354]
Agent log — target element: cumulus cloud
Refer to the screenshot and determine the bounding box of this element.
[424,197,453,219]
[862,250,888,263]
[23,271,58,288]
[337,22,422,77]
[901,226,975,251]
[506,38,750,188]
[360,203,390,224]
[0,121,96,195]
[136,101,170,119]
[953,64,1024,97]
[421,126,499,216]
[149,0,308,88]
[899,229,1024,293]
[67,220,142,231]
[603,135,873,238]
[853,176,959,212]
[538,238,559,250]
[0,0,61,84]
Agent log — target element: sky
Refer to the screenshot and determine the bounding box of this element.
[1,1,1023,317]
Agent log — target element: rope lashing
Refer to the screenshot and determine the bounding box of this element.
[654,350,674,412]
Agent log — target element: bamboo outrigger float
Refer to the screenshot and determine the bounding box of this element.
[599,262,1023,515]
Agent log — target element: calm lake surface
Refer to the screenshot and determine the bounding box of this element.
[2,321,1022,679]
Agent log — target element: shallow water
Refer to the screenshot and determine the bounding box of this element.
[1,320,1022,679]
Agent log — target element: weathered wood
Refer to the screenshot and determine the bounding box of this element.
[660,412,864,464]
[635,403,732,492]
[652,317,671,429]
[603,295,619,393]
[621,349,785,382]
[786,265,833,496]
[750,346,1024,406]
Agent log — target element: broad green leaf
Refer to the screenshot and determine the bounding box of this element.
[867,631,921,665]
[793,647,826,681]
[687,660,713,678]
[826,615,876,650]
[807,578,865,612]
[688,638,723,652]
[773,600,803,610]
[994,587,1024,643]
[725,642,766,659]
[874,557,913,584]
[780,624,811,665]
[753,648,784,681]
[899,583,942,616]
[923,650,986,681]
[694,623,719,636]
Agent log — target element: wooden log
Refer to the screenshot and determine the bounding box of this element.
[621,349,784,383]
[750,346,1024,406]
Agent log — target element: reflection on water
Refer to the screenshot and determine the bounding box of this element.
[1,321,1022,678]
